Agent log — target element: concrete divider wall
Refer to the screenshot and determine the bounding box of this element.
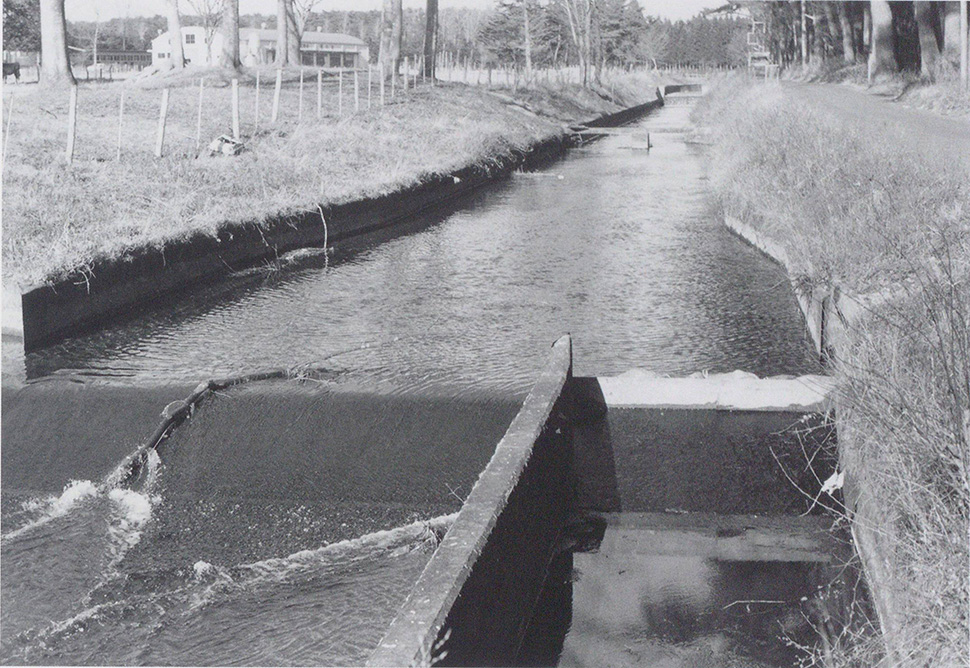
[367,336,574,667]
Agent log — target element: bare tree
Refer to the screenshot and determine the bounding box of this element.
[39,0,75,86]
[292,0,321,37]
[185,0,224,64]
[219,0,239,68]
[559,0,594,86]
[166,0,185,69]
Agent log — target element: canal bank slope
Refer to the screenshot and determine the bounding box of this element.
[2,76,664,350]
[697,78,970,666]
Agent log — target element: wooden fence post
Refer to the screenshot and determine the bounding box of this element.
[380,63,386,105]
[65,85,78,163]
[195,78,204,154]
[297,68,304,122]
[338,69,343,115]
[354,68,359,111]
[271,68,282,123]
[404,56,409,90]
[391,64,396,98]
[116,90,125,160]
[255,69,261,133]
[231,78,240,139]
[3,95,15,167]
[154,87,169,158]
[368,65,372,108]
[317,69,323,119]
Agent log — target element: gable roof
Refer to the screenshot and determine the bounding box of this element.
[239,28,366,47]
[151,28,367,49]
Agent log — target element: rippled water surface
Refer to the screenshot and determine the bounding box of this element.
[3,99,821,665]
[16,103,817,393]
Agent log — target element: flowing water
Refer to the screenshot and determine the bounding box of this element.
[2,98,823,665]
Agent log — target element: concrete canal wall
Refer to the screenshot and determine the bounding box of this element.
[721,213,900,663]
[13,90,673,353]
[368,350,838,666]
[367,336,575,667]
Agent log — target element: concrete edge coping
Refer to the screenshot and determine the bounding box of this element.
[2,284,24,340]
[366,335,572,668]
[723,214,909,354]
[596,369,836,413]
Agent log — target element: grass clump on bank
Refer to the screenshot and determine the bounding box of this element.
[1,69,657,289]
[696,76,969,667]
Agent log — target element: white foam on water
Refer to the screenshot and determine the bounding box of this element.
[1,480,100,542]
[236,513,458,586]
[104,453,160,570]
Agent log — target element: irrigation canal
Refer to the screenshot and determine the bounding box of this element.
[2,94,834,666]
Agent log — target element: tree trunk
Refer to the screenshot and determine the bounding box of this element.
[378,0,402,78]
[840,2,857,63]
[824,2,841,60]
[800,0,808,64]
[868,0,896,80]
[220,0,240,68]
[276,0,289,66]
[166,0,185,69]
[944,1,962,52]
[391,0,403,75]
[863,1,872,51]
[286,3,300,66]
[424,0,438,78]
[39,0,75,86]
[916,2,941,78]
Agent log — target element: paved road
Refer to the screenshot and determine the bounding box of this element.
[786,82,970,168]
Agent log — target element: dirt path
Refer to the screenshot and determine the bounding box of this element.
[786,82,970,168]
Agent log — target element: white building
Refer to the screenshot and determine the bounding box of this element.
[151,27,370,69]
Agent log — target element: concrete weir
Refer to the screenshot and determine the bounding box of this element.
[368,338,837,667]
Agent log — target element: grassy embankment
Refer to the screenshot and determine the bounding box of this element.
[695,77,968,666]
[1,67,659,289]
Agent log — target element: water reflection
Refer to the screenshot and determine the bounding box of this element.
[520,518,833,668]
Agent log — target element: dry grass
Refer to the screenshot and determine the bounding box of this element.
[698,76,970,667]
[1,67,658,288]
[784,59,970,119]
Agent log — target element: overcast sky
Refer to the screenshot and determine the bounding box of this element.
[66,0,725,23]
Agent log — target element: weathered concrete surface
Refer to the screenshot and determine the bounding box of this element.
[596,369,835,412]
[595,512,837,562]
[367,336,573,668]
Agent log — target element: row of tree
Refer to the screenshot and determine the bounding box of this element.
[9,0,431,86]
[745,1,968,80]
[476,2,747,75]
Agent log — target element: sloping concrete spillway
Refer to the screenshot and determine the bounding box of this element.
[2,90,834,666]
